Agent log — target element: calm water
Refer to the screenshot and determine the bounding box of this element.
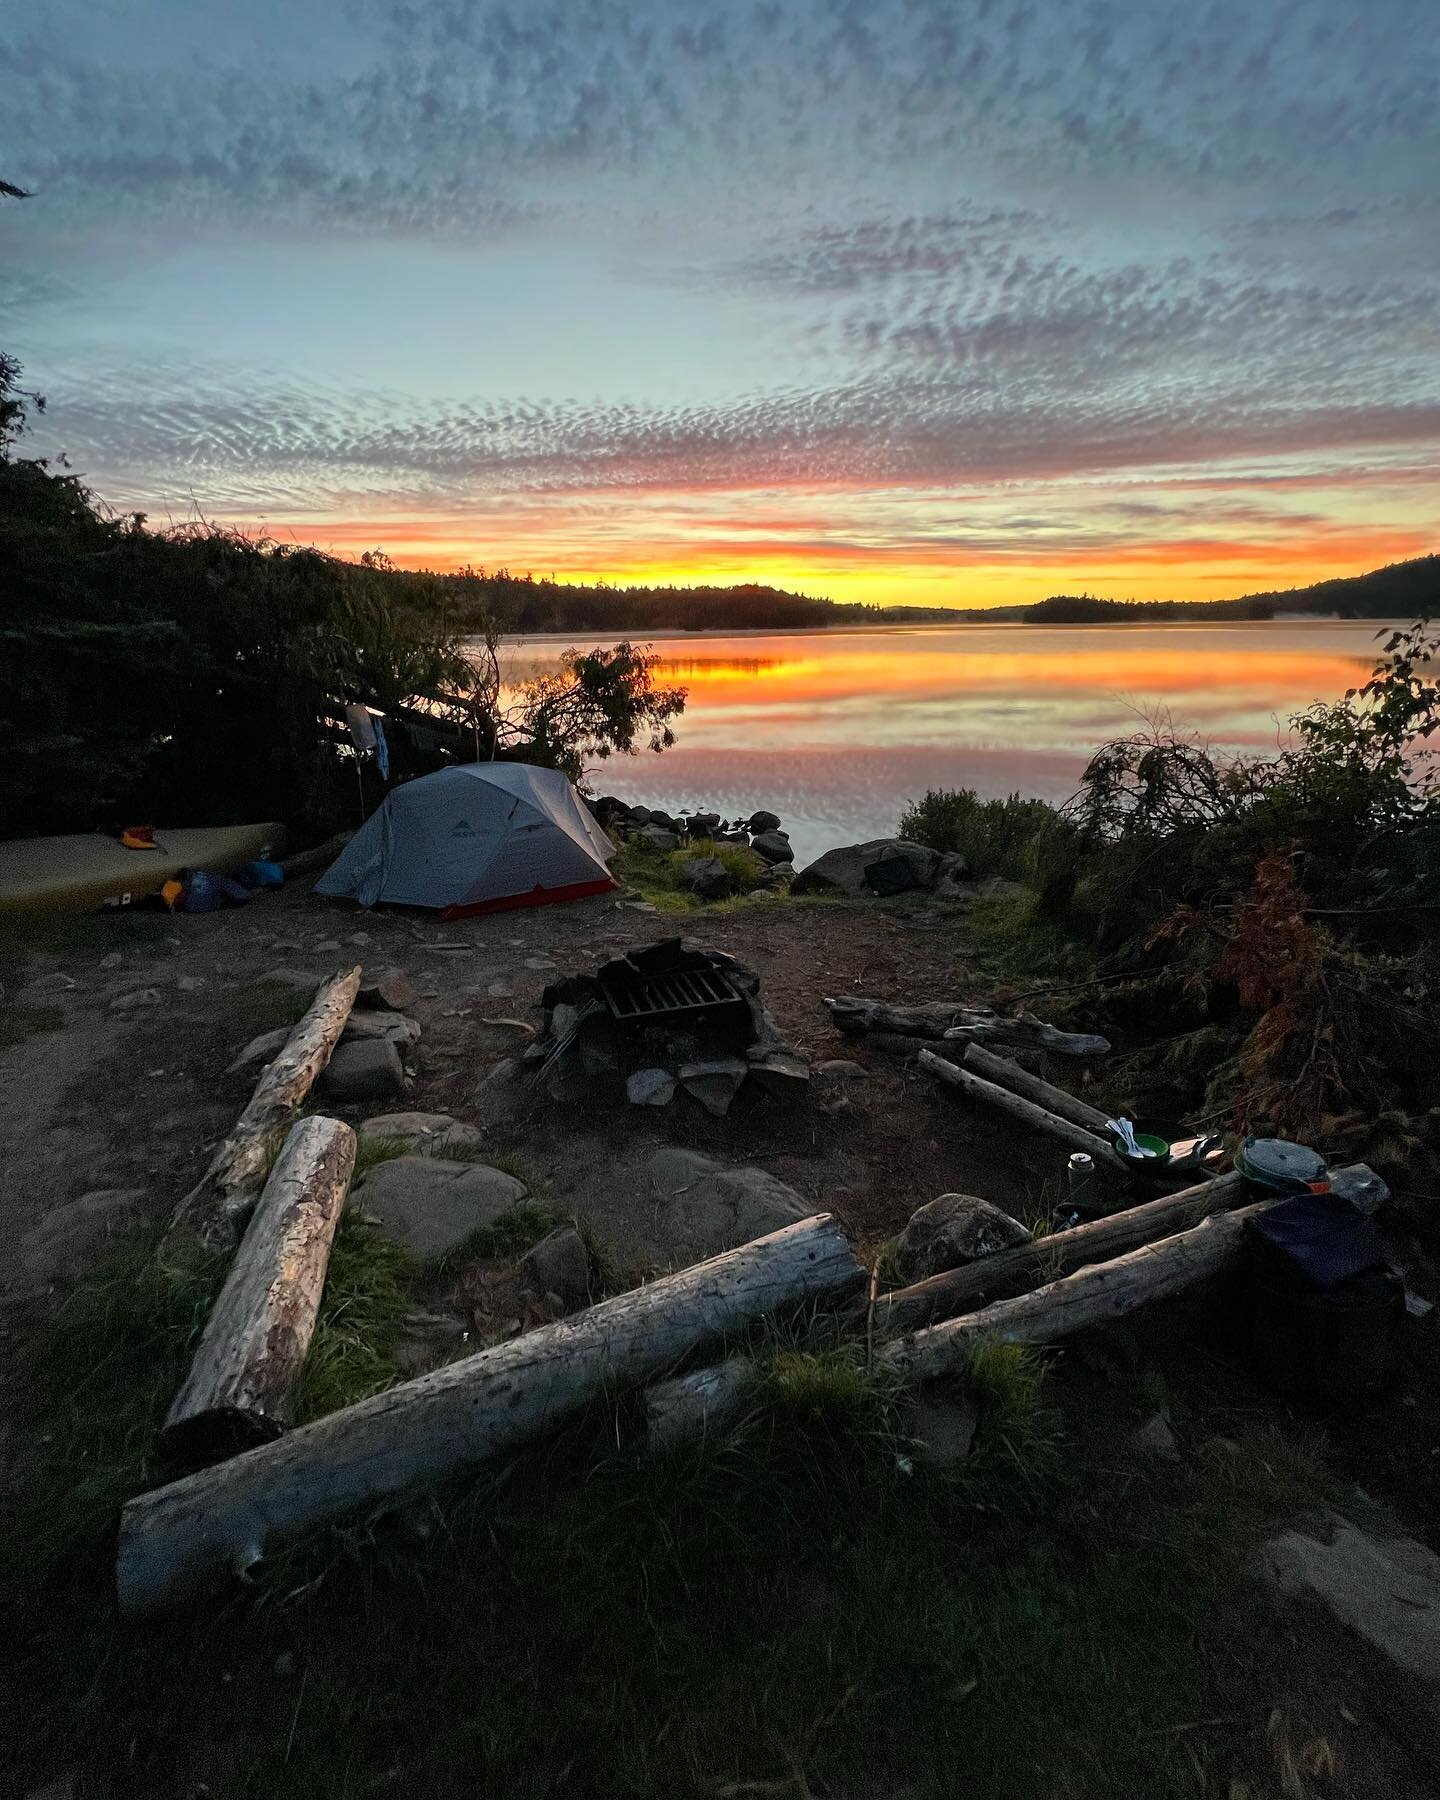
[498,620,1400,866]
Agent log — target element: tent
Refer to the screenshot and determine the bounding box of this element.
[315,763,617,918]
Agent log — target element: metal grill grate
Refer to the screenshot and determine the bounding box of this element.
[600,963,746,1026]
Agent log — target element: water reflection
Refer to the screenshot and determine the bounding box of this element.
[494,622,1392,864]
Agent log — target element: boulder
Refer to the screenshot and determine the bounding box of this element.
[627,1067,677,1107]
[355,1156,528,1260]
[647,810,681,833]
[938,874,1028,909]
[893,1193,1031,1283]
[749,830,793,866]
[815,1059,867,1082]
[747,810,782,834]
[679,1056,750,1117]
[932,853,972,900]
[627,805,653,826]
[13,1188,145,1292]
[226,1008,420,1074]
[637,825,681,853]
[678,854,732,900]
[110,987,162,1011]
[745,1049,811,1098]
[686,812,722,835]
[1263,1522,1440,1684]
[900,1390,978,1469]
[647,1148,811,1262]
[791,839,941,898]
[717,830,750,847]
[1132,1412,1181,1463]
[519,1226,594,1309]
[356,967,418,1012]
[316,1037,407,1104]
[359,1112,486,1157]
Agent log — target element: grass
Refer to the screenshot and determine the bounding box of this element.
[4,1240,1433,1799]
[612,835,781,913]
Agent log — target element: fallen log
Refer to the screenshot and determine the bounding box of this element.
[165,966,362,1253]
[874,1197,1281,1385]
[826,997,1109,1058]
[118,1213,863,1615]
[958,1041,1112,1135]
[160,1117,357,1466]
[646,1357,758,1447]
[917,1049,1113,1159]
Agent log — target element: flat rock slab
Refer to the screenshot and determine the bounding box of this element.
[316,1037,407,1103]
[359,1112,486,1157]
[894,1192,1031,1283]
[355,1156,528,1260]
[357,968,418,1011]
[1263,1522,1440,1685]
[13,1188,145,1291]
[627,1067,677,1107]
[679,1056,749,1117]
[647,1148,810,1263]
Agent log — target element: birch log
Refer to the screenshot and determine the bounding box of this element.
[645,1358,758,1448]
[958,1041,1112,1134]
[917,1049,1114,1159]
[165,966,362,1252]
[875,1197,1280,1385]
[118,1212,862,1615]
[160,1117,357,1466]
[824,997,1110,1057]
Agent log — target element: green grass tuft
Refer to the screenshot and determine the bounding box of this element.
[291,1213,415,1420]
[612,834,779,912]
[350,1133,413,1181]
[431,1199,562,1274]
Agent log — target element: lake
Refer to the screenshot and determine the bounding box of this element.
[499,620,1399,867]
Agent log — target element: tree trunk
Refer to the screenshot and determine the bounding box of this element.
[160,1117,357,1466]
[959,1041,1112,1134]
[646,1357,758,1447]
[917,1049,1114,1159]
[825,997,1109,1057]
[118,1213,862,1616]
[165,966,362,1253]
[874,1197,1279,1385]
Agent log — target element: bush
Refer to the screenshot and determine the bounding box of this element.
[898,787,1083,914]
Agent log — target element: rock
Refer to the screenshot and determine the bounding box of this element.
[524,956,558,971]
[487,977,516,998]
[1263,1522,1440,1684]
[579,1033,621,1081]
[12,1188,145,1291]
[627,1067,677,1106]
[225,1009,420,1075]
[392,1310,471,1377]
[359,1112,486,1156]
[313,938,342,952]
[647,1148,811,1262]
[759,861,794,887]
[791,839,940,898]
[356,1156,528,1260]
[257,968,322,990]
[637,825,681,852]
[901,1390,978,1468]
[99,952,123,970]
[686,812,722,835]
[932,853,973,900]
[316,1037,407,1103]
[175,975,205,992]
[1133,1412,1180,1463]
[939,874,1029,909]
[647,809,680,833]
[679,1056,750,1117]
[357,968,418,1011]
[678,854,732,900]
[893,1193,1031,1283]
[745,1050,811,1098]
[749,830,793,866]
[747,810,782,834]
[815,1059,867,1081]
[628,805,653,826]
[519,1227,594,1309]
[110,986,162,1011]
[717,830,750,846]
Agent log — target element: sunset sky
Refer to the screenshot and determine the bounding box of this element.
[4,0,1437,608]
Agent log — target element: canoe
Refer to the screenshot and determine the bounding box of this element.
[0,823,286,916]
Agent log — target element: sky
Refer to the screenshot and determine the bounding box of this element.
[3,0,1437,608]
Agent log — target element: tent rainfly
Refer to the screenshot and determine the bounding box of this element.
[315,763,618,918]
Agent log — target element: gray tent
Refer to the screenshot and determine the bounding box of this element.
[315,763,617,917]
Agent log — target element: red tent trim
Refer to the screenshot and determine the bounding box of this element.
[439,875,617,921]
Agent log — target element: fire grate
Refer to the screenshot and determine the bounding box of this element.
[599,962,748,1029]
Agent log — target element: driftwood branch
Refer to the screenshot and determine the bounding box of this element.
[958,1041,1112,1135]
[825,997,1109,1058]
[917,1049,1113,1159]
[165,967,362,1253]
[160,1117,357,1466]
[118,1213,862,1615]
[874,1197,1280,1385]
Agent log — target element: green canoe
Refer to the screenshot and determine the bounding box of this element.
[0,823,286,916]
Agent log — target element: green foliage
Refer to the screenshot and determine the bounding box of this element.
[291,1214,413,1420]
[612,834,775,910]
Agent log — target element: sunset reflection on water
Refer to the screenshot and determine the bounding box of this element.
[498,621,1392,864]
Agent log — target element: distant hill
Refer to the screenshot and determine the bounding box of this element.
[1021,555,1439,625]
